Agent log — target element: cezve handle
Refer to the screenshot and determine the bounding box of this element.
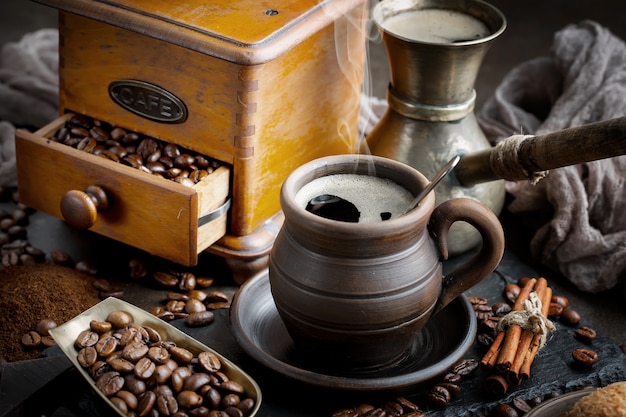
[455,116,626,185]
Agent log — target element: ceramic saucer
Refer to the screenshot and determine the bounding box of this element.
[230,272,477,391]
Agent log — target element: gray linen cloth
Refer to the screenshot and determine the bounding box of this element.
[478,20,626,293]
[0,28,58,187]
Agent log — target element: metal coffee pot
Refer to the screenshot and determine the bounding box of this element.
[362,0,507,254]
[363,0,626,255]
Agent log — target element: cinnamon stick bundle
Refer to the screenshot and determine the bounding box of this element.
[481,277,555,395]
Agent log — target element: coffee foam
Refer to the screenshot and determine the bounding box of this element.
[295,174,414,223]
[381,9,490,44]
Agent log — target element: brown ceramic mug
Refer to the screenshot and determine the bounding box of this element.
[268,154,505,371]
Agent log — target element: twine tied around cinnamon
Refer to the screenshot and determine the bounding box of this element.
[496,291,556,351]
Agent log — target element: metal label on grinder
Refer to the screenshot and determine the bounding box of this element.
[108,80,188,124]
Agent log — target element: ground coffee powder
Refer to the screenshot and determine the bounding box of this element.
[0,263,101,362]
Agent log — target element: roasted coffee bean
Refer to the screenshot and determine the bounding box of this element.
[452,358,478,376]
[128,258,148,279]
[156,393,179,415]
[76,329,100,348]
[35,318,57,336]
[107,310,133,329]
[561,309,582,326]
[168,292,190,302]
[50,249,73,265]
[41,335,56,348]
[123,341,149,362]
[166,300,187,313]
[90,320,112,333]
[96,371,124,397]
[186,311,215,327]
[382,401,404,417]
[108,357,136,373]
[178,272,197,292]
[437,382,461,396]
[427,385,451,408]
[620,344,626,354]
[441,372,462,384]
[332,408,359,417]
[169,346,194,364]
[220,380,244,395]
[137,390,157,416]
[115,390,138,410]
[134,357,156,379]
[75,260,98,275]
[148,346,170,364]
[154,271,180,288]
[195,276,215,288]
[124,375,147,396]
[503,283,521,304]
[395,396,419,413]
[154,364,173,385]
[95,334,119,357]
[403,412,426,417]
[143,326,162,344]
[548,303,564,317]
[109,397,128,414]
[361,408,386,417]
[575,326,597,343]
[224,406,244,417]
[185,298,206,314]
[551,294,569,309]
[480,317,500,334]
[198,351,222,373]
[572,348,599,367]
[77,347,98,367]
[171,366,193,392]
[511,397,532,413]
[222,393,241,408]
[492,302,512,316]
[177,390,204,409]
[477,333,495,347]
[183,372,212,392]
[493,403,518,417]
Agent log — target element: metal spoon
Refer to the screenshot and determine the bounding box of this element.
[404,155,461,213]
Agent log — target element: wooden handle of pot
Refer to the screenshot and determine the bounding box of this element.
[429,198,505,315]
[455,116,626,185]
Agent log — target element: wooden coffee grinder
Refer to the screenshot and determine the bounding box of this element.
[15,0,368,282]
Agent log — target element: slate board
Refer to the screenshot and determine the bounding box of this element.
[1,251,625,417]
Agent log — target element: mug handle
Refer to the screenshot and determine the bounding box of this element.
[428,198,505,315]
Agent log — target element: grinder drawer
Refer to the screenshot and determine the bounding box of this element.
[15,114,231,266]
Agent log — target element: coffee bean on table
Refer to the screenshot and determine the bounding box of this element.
[561,309,581,326]
[572,348,599,367]
[185,310,215,327]
[574,326,597,343]
[427,385,451,408]
[493,403,519,417]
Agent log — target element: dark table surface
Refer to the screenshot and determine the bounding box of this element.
[1,196,625,417]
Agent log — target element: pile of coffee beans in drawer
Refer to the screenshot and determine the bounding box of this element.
[76,309,256,416]
[52,114,222,187]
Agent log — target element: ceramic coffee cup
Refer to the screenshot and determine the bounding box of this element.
[268,154,505,371]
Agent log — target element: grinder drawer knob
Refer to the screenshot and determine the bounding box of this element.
[60,185,109,230]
